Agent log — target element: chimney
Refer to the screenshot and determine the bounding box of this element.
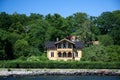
[71,36,76,42]
[56,37,59,41]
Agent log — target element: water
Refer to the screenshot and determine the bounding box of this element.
[0,75,120,80]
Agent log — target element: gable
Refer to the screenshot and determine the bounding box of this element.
[45,39,84,49]
[55,38,75,44]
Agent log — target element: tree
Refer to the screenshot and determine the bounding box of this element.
[97,10,120,45]
[9,22,25,34]
[0,12,11,30]
[98,35,113,46]
[10,12,28,25]
[97,12,115,34]
[0,11,120,61]
[74,20,95,46]
[27,19,49,52]
[109,26,120,45]
[29,13,43,21]
[66,12,88,32]
[14,39,29,58]
[109,10,120,45]
[90,16,100,36]
[106,45,120,62]
[82,45,108,62]
[0,29,14,60]
[45,13,71,40]
[0,29,8,60]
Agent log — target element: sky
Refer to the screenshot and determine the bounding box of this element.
[0,0,120,17]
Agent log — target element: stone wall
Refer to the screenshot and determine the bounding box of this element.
[0,69,120,76]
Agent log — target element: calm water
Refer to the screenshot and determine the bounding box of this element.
[0,75,120,80]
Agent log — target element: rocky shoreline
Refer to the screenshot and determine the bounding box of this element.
[0,69,120,77]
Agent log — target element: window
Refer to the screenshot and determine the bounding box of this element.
[75,52,78,57]
[58,52,62,57]
[51,52,54,57]
[58,44,61,48]
[63,52,66,57]
[68,52,72,57]
[63,43,66,48]
[68,44,71,48]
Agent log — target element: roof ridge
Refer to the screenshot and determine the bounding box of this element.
[55,38,75,44]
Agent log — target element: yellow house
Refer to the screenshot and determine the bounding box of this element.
[45,38,84,61]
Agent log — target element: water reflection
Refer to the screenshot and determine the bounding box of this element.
[1,75,120,80]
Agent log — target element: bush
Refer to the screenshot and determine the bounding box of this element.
[39,54,48,61]
[98,35,113,46]
[0,60,120,69]
[17,56,27,61]
[27,56,40,62]
[82,45,107,61]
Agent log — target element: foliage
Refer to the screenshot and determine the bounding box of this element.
[109,26,120,45]
[82,45,120,62]
[45,13,71,40]
[82,45,108,62]
[26,54,48,61]
[27,56,40,62]
[105,45,120,62]
[98,35,113,46]
[0,60,120,69]
[74,20,95,45]
[0,10,120,61]
[97,10,120,44]
[0,12,11,30]
[14,39,29,58]
[27,19,49,52]
[97,12,114,34]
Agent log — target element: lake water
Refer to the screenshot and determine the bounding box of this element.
[0,75,120,80]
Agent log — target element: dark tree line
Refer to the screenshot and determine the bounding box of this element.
[0,10,120,60]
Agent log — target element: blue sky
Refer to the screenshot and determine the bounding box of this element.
[0,0,120,17]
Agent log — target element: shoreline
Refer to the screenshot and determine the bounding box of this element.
[0,69,120,77]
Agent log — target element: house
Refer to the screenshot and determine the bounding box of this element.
[45,37,84,61]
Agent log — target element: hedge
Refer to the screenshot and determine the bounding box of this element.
[0,61,120,69]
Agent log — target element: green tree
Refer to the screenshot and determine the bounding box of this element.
[90,16,100,36]
[9,22,25,34]
[106,45,120,62]
[97,12,115,34]
[82,45,108,62]
[27,19,49,52]
[74,20,95,46]
[97,10,120,45]
[29,13,43,21]
[109,26,120,45]
[0,29,14,60]
[0,12,11,30]
[98,35,113,46]
[109,10,120,45]
[14,39,29,58]
[66,12,88,32]
[45,13,71,40]
[10,12,28,25]
[0,29,8,59]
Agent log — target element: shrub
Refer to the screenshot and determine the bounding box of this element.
[27,56,40,62]
[0,60,120,69]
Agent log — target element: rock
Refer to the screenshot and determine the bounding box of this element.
[0,69,120,76]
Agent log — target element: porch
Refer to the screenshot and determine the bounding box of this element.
[57,52,74,61]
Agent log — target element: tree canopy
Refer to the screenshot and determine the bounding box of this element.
[0,10,120,61]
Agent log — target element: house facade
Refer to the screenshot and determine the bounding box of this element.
[45,38,84,61]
